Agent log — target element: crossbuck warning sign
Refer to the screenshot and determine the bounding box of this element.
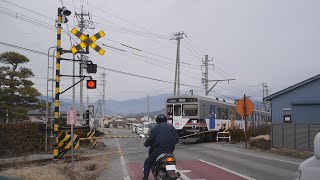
[70,28,106,55]
[67,109,77,125]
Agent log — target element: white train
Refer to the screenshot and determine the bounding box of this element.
[166,95,271,142]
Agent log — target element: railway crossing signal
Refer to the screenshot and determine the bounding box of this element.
[70,28,106,55]
[86,63,97,73]
[87,80,97,89]
[60,6,71,23]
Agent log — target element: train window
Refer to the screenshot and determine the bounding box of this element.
[174,104,181,116]
[217,108,222,119]
[224,109,229,120]
[167,105,173,117]
[182,104,198,116]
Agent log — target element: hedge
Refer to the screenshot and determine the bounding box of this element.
[0,122,45,157]
[0,122,91,157]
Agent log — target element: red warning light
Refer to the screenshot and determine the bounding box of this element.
[87,80,96,89]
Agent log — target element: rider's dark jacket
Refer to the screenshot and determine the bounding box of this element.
[144,121,179,154]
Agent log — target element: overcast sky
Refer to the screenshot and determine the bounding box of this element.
[0,0,319,103]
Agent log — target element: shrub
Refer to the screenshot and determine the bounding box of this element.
[250,124,270,137]
[0,122,45,157]
[229,128,244,142]
[249,138,271,149]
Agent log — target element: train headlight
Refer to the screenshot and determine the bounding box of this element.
[191,120,197,124]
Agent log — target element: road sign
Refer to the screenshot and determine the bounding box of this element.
[236,97,254,116]
[67,109,77,125]
[70,28,106,55]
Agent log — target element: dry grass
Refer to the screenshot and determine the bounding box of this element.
[0,143,110,180]
[270,148,314,159]
[250,134,270,141]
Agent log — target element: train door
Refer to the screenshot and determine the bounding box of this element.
[208,104,215,130]
[173,104,182,129]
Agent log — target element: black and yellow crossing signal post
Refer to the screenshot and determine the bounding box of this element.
[53,6,106,160]
[54,6,71,160]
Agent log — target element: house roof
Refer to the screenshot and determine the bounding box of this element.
[264,74,320,101]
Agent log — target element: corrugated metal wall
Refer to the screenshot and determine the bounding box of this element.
[272,124,320,151]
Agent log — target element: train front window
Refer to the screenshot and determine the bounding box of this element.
[167,105,173,117]
[182,104,198,116]
[174,104,182,116]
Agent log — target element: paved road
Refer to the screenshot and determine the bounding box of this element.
[98,128,303,180]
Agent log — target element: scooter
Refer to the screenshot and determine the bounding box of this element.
[151,153,180,180]
[139,134,180,180]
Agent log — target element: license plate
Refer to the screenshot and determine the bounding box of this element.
[166,165,176,171]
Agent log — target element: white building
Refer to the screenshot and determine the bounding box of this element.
[112,115,124,121]
[140,115,154,122]
[126,117,137,121]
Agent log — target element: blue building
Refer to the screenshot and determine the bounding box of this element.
[265,74,320,151]
[264,74,320,124]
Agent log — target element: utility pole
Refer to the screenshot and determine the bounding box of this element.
[171,32,184,96]
[201,55,235,96]
[202,55,210,96]
[75,6,92,125]
[262,82,268,110]
[147,94,150,123]
[101,71,106,117]
[87,95,89,110]
[72,54,75,109]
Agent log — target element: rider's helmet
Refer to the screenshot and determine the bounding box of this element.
[155,114,167,124]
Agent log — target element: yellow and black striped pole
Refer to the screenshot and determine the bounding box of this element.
[53,7,62,160]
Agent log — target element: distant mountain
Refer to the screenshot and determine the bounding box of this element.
[126,108,166,118]
[37,94,170,116]
[104,94,170,116]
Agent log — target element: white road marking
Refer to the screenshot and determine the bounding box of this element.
[199,159,255,180]
[178,169,206,180]
[179,170,191,173]
[116,138,131,180]
[212,146,301,165]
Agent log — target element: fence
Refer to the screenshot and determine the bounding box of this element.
[272,123,320,151]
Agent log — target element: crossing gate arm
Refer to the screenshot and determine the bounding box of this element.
[80,135,139,140]
[179,130,212,139]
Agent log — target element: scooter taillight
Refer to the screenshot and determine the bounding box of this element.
[165,157,175,163]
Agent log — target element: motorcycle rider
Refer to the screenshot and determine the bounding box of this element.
[143,114,179,180]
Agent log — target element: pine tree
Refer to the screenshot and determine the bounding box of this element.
[0,51,43,122]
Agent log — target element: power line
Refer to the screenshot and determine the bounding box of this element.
[0,41,48,56]
[0,0,55,20]
[184,35,205,56]
[0,41,202,89]
[102,45,202,83]
[97,66,201,89]
[79,0,171,39]
[101,43,202,77]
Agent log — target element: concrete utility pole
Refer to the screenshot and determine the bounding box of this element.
[262,82,268,110]
[202,55,235,96]
[75,6,92,125]
[100,71,106,132]
[203,55,209,96]
[101,71,106,117]
[72,53,76,109]
[147,94,150,123]
[171,32,184,96]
